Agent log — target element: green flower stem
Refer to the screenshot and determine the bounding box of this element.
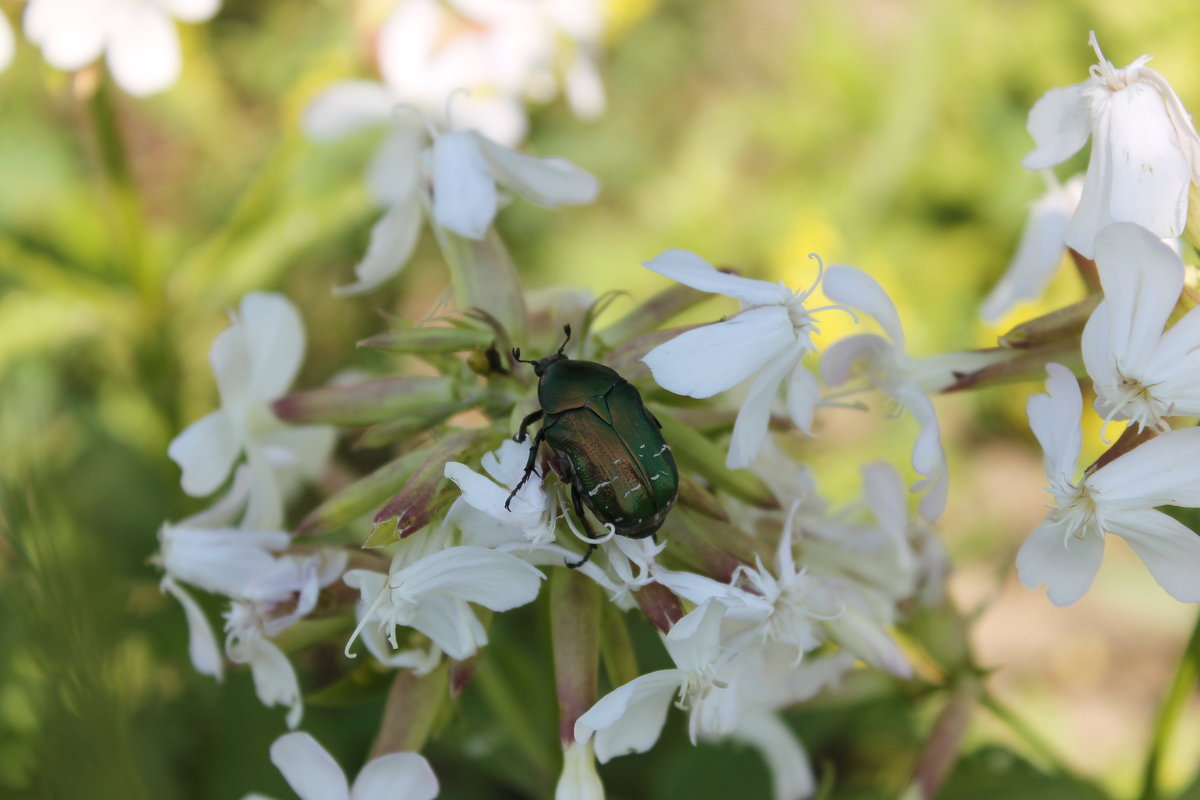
[87,80,155,311]
[981,693,1079,780]
[1137,609,1200,800]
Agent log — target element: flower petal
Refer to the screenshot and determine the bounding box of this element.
[555,741,604,800]
[981,176,1081,324]
[24,0,107,71]
[1092,222,1184,373]
[236,292,306,403]
[1021,81,1092,170]
[351,752,439,800]
[1015,518,1104,606]
[476,135,599,208]
[823,266,904,347]
[1027,364,1082,487]
[643,249,790,306]
[432,131,497,240]
[398,546,545,610]
[408,595,488,661]
[168,410,239,497]
[1100,84,1191,240]
[827,607,910,678]
[250,638,304,729]
[1089,426,1200,508]
[819,333,890,389]
[302,81,396,141]
[160,525,289,597]
[726,344,804,469]
[642,305,797,398]
[106,3,181,96]
[574,670,683,763]
[161,577,224,680]
[1107,509,1200,602]
[269,733,350,800]
[366,124,425,206]
[731,710,815,800]
[334,197,423,296]
[785,361,821,436]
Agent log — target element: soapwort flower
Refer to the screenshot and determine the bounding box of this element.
[1082,222,1200,432]
[1022,33,1200,257]
[168,293,335,530]
[303,98,597,294]
[246,731,438,800]
[0,11,13,74]
[1016,363,1200,605]
[23,0,220,96]
[641,249,836,468]
[343,539,545,662]
[574,600,743,760]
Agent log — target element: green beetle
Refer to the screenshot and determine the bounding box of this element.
[506,326,679,567]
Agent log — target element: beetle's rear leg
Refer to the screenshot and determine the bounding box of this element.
[565,481,599,569]
[506,427,546,511]
[514,409,544,443]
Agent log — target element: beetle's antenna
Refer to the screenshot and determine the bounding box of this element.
[558,324,572,356]
[512,347,537,366]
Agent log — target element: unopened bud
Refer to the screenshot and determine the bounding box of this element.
[596,283,712,349]
[273,376,456,426]
[367,429,492,546]
[358,324,495,354]
[296,445,435,536]
[551,569,600,744]
[998,295,1099,349]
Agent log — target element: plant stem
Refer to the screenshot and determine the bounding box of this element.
[87,79,155,311]
[1137,610,1200,800]
[981,693,1078,780]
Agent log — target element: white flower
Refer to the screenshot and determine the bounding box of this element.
[1082,222,1200,432]
[168,293,335,530]
[445,438,556,546]
[225,602,305,729]
[302,101,597,294]
[574,600,744,759]
[641,250,834,468]
[820,266,952,520]
[1016,363,1200,605]
[555,740,605,800]
[446,0,608,119]
[23,0,220,96]
[343,544,544,661]
[160,576,225,680]
[1022,33,1200,258]
[251,731,438,800]
[223,548,348,727]
[982,174,1084,323]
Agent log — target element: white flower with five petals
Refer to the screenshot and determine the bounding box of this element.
[574,601,744,759]
[244,731,438,800]
[24,0,220,96]
[168,293,335,530]
[343,543,545,662]
[302,102,597,294]
[1082,222,1200,432]
[1022,33,1200,257]
[1016,363,1200,605]
[641,250,835,468]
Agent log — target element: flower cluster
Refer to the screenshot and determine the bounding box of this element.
[151,19,1200,800]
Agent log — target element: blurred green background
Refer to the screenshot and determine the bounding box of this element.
[2,0,1199,798]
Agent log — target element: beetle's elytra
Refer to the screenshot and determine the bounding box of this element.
[506,326,679,567]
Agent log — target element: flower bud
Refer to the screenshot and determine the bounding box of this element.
[358,324,495,354]
[997,295,1099,349]
[370,666,449,758]
[296,445,435,536]
[273,376,456,426]
[367,429,492,546]
[434,224,528,344]
[551,569,600,744]
[596,283,712,348]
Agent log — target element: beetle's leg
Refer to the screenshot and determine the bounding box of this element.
[565,481,599,569]
[513,409,544,443]
[506,427,546,511]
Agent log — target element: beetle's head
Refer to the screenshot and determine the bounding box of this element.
[513,325,572,377]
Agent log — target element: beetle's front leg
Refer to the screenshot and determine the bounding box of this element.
[506,427,546,511]
[565,481,599,569]
[514,409,544,443]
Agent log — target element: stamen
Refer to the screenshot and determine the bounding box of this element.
[344,585,390,659]
[795,253,826,302]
